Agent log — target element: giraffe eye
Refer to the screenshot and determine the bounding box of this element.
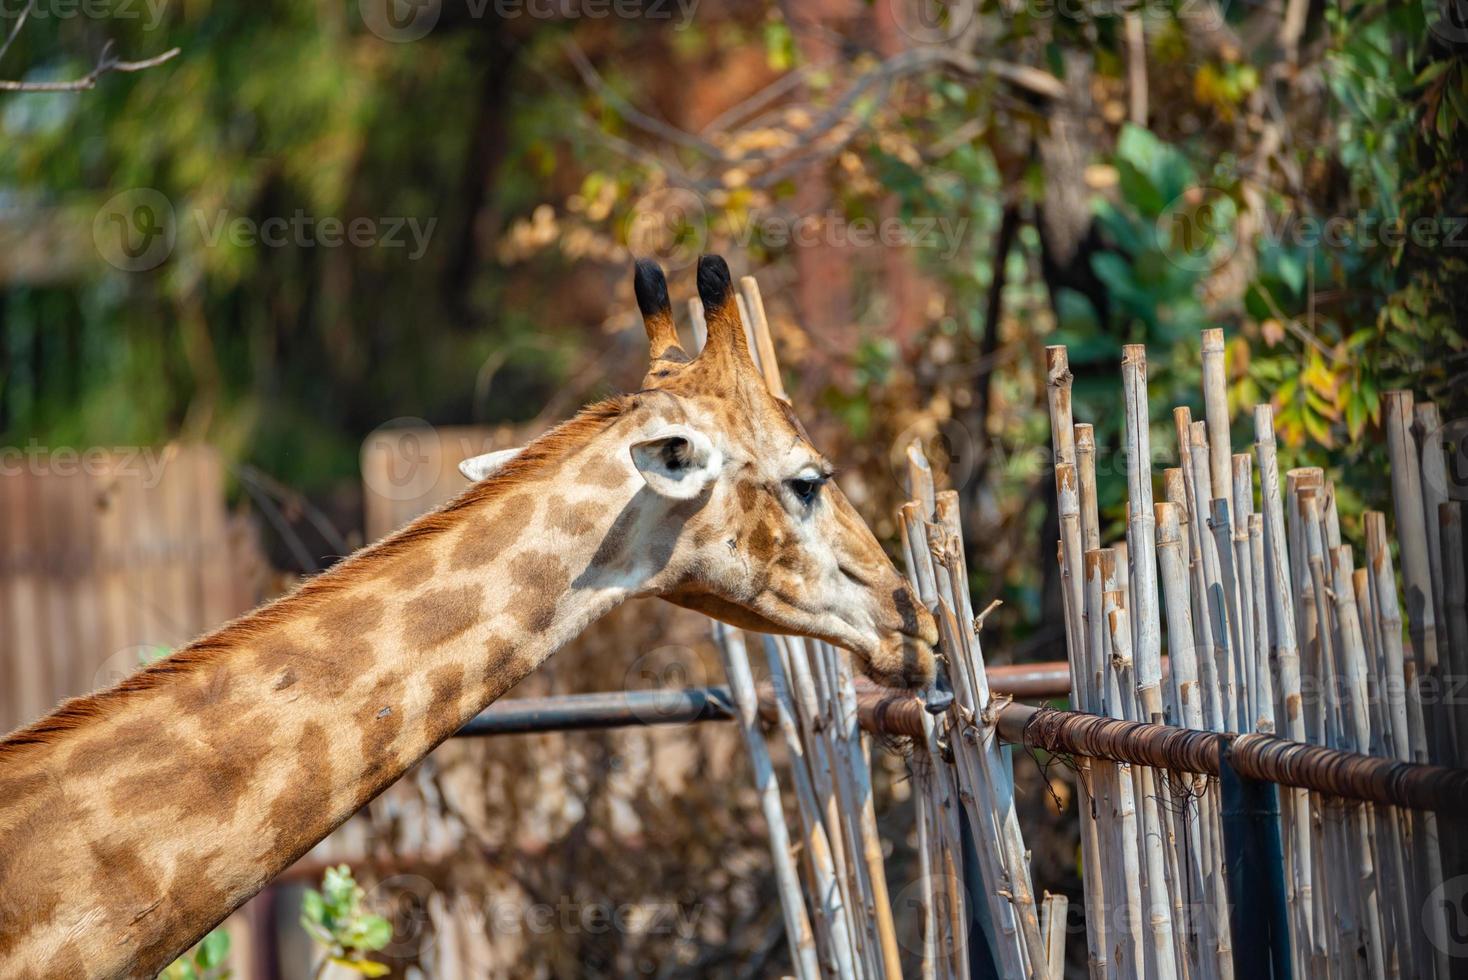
[787,476,823,506]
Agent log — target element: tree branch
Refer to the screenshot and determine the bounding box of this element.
[0,39,179,93]
[0,0,36,69]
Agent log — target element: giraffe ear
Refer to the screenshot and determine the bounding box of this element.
[458,447,523,483]
[630,426,721,500]
[634,258,686,363]
[695,254,753,366]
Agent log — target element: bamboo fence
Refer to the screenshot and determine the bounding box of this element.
[703,290,1466,979]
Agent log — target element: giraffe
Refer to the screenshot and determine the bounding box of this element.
[0,255,938,978]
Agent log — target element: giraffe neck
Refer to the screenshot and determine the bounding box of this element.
[0,402,658,978]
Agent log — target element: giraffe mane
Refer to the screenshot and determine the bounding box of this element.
[0,395,634,758]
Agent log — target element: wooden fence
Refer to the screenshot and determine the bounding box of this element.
[0,444,260,733]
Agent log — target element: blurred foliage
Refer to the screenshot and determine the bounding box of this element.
[160,928,230,980]
[301,865,393,977]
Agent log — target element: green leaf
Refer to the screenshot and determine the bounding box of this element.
[197,930,230,970]
[360,915,393,951]
[302,889,326,925]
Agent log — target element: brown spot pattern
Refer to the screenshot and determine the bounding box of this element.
[259,721,334,861]
[548,497,602,538]
[577,455,627,490]
[357,675,404,781]
[423,663,468,745]
[313,596,385,645]
[403,584,485,650]
[507,553,569,632]
[450,493,534,570]
[386,550,437,590]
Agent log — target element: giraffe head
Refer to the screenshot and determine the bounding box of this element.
[461,256,937,688]
[626,255,937,688]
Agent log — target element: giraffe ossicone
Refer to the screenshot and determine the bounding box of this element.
[0,253,937,979]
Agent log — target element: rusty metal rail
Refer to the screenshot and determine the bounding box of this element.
[455,665,1468,815]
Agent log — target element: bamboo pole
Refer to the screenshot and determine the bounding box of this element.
[1200,329,1231,503]
[1444,502,1468,725]
[1040,893,1068,980]
[713,623,821,980]
[903,498,1028,979]
[828,640,904,978]
[931,494,1046,976]
[899,515,969,980]
[1383,391,1449,765]
[1366,510,1451,978]
[1122,346,1162,698]
[738,275,787,401]
[762,636,859,977]
[1329,545,1387,979]
[1188,423,1238,734]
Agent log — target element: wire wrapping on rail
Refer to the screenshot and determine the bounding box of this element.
[1020,705,1225,776]
[1228,733,1468,813]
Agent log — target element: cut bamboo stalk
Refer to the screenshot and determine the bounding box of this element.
[1416,404,1450,673]
[899,519,969,980]
[1086,548,1143,976]
[829,641,903,977]
[762,636,859,977]
[1329,545,1387,979]
[902,495,1027,978]
[1252,405,1315,970]
[1443,502,1468,723]
[1421,402,1468,767]
[1384,391,1449,765]
[930,500,1045,976]
[713,623,821,980]
[1076,423,1101,554]
[1352,565,1414,980]
[1231,454,1259,729]
[1367,511,1450,978]
[1188,423,1237,733]
[1040,893,1068,980]
[738,275,787,401]
[1248,514,1275,733]
[1107,595,1178,980]
[1200,328,1232,503]
[1122,346,1161,692]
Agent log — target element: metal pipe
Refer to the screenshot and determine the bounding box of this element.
[456,687,737,734]
[454,677,1468,814]
[1219,750,1293,980]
